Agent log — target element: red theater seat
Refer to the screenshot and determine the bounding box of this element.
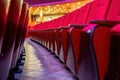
[61,13,71,27]
[28,1,120,80]
[68,9,79,25]
[77,0,117,80]
[50,29,56,52]
[92,0,120,79]
[10,3,28,69]
[59,27,69,63]
[66,2,92,74]
[0,0,23,79]
[19,10,29,55]
[0,0,10,54]
[55,29,61,56]
[59,10,80,63]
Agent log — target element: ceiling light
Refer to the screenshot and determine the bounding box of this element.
[77,6,80,8]
[61,11,64,13]
[72,5,75,7]
[47,5,50,7]
[77,2,80,5]
[56,4,59,6]
[51,8,53,11]
[82,4,85,6]
[59,8,62,10]
[62,6,65,8]
[66,3,69,6]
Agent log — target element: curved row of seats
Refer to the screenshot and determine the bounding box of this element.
[29,0,120,80]
[0,0,28,80]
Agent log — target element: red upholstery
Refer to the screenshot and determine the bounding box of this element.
[77,0,113,80]
[65,2,93,74]
[106,0,120,79]
[55,29,61,56]
[45,31,49,47]
[0,0,10,54]
[0,0,23,79]
[111,24,120,35]
[68,9,79,25]
[93,27,111,80]
[59,28,69,63]
[19,10,29,54]
[75,3,92,24]
[107,0,120,21]
[61,13,71,26]
[27,1,120,80]
[86,0,112,24]
[49,30,52,50]
[92,0,120,80]
[59,3,92,64]
[10,2,28,69]
[69,27,82,74]
[50,30,56,52]
[107,24,120,80]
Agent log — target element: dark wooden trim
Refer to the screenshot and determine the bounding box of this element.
[90,20,120,27]
[69,24,87,28]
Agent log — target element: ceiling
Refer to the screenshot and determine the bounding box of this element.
[25,0,93,26]
[28,0,92,15]
[24,0,81,6]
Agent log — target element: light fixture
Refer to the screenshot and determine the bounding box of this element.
[59,8,62,10]
[53,7,56,9]
[77,2,80,5]
[45,7,47,9]
[72,5,75,8]
[47,5,50,7]
[62,6,65,8]
[56,4,59,6]
[66,3,69,6]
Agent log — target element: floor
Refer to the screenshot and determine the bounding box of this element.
[20,39,77,80]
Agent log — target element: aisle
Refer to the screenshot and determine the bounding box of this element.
[21,39,77,80]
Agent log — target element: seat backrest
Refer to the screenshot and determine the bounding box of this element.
[10,2,28,69]
[0,0,23,79]
[61,13,71,26]
[106,0,120,80]
[75,2,92,24]
[0,0,10,55]
[86,0,112,24]
[1,0,23,55]
[19,10,29,55]
[107,0,120,21]
[68,9,79,25]
[77,0,113,80]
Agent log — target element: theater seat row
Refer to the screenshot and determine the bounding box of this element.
[0,0,28,80]
[28,0,120,80]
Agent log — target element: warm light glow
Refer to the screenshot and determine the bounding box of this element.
[56,4,59,6]
[61,10,64,12]
[72,5,75,7]
[62,6,65,8]
[59,8,62,10]
[77,2,80,5]
[47,5,50,7]
[66,3,70,6]
[51,8,53,11]
[77,6,80,8]
[53,7,56,9]
[33,7,40,15]
[28,0,93,24]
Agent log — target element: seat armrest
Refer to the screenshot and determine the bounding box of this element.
[90,20,120,27]
[68,24,87,29]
